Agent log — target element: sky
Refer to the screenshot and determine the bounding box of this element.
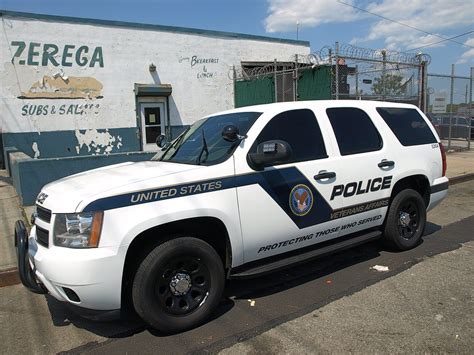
[1,0,473,78]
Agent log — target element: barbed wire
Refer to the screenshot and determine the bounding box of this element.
[232,43,431,81]
[336,44,431,65]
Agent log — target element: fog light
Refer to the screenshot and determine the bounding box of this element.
[63,287,80,302]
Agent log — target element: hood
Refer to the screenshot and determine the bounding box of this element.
[37,161,203,212]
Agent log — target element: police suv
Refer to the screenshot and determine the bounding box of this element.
[15,100,448,332]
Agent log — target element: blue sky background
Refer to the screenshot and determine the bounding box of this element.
[1,0,473,78]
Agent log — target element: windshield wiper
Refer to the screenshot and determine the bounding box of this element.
[196,129,209,165]
[159,130,188,161]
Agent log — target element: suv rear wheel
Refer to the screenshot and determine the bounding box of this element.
[132,237,224,333]
[383,189,426,250]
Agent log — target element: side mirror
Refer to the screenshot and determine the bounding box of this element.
[222,125,246,142]
[248,140,292,170]
[156,134,169,148]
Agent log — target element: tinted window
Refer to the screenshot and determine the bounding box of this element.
[251,109,327,165]
[377,108,437,146]
[441,117,451,125]
[153,112,260,165]
[457,117,468,125]
[326,107,382,155]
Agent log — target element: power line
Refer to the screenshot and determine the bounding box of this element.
[337,0,474,49]
[409,30,474,51]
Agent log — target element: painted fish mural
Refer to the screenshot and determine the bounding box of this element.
[19,76,103,99]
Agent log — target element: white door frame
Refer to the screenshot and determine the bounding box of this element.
[139,98,167,151]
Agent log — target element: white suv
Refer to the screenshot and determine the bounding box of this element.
[15,100,448,332]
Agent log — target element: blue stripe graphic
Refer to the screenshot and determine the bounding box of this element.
[82,167,333,229]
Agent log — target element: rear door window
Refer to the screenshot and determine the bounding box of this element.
[377,108,437,146]
[326,107,382,155]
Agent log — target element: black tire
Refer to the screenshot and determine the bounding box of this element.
[383,189,426,250]
[132,237,224,333]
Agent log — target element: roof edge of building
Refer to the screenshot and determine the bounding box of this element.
[0,9,311,47]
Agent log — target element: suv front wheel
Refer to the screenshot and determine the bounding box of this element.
[132,237,225,333]
[383,189,427,250]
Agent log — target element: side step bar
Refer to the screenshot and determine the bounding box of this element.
[229,230,382,279]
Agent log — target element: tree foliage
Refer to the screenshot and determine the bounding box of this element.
[372,74,405,96]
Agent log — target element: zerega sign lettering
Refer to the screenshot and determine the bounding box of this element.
[10,41,104,67]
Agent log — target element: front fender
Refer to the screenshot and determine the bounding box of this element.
[99,190,244,267]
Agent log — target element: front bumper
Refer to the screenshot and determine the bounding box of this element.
[14,220,47,294]
[15,221,126,311]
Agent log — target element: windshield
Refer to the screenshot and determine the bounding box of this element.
[152,111,261,165]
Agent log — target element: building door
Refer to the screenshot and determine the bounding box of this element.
[140,102,166,151]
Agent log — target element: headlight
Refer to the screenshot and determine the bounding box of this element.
[53,211,103,248]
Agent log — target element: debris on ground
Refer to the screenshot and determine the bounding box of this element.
[371,265,389,272]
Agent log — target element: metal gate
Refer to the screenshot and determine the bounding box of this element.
[327,42,430,110]
[233,58,332,108]
[232,43,430,110]
[426,66,473,150]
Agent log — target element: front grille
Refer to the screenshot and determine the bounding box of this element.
[36,226,49,248]
[36,205,51,223]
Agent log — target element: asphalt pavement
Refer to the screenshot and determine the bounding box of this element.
[1,180,471,354]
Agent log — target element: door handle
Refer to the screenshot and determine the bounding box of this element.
[314,171,336,180]
[378,160,395,168]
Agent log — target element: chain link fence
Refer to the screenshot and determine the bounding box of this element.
[232,44,472,151]
[328,43,430,109]
[427,66,473,150]
[232,57,332,108]
[232,42,431,110]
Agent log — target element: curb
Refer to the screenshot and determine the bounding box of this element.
[1,173,474,289]
[449,173,474,185]
[0,267,20,288]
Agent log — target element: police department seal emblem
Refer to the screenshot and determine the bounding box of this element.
[289,184,313,216]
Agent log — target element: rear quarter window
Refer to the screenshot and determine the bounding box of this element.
[326,107,382,156]
[376,108,437,146]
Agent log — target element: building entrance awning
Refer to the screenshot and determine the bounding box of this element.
[134,84,172,97]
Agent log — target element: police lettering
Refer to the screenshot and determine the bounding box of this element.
[330,176,392,200]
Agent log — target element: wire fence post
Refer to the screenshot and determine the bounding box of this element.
[294,54,298,101]
[421,60,428,112]
[448,64,455,150]
[232,65,236,107]
[355,64,359,99]
[469,67,473,150]
[335,42,339,100]
[381,49,386,101]
[417,54,422,109]
[274,59,277,103]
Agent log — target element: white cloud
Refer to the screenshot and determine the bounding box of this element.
[457,38,474,64]
[264,0,360,33]
[359,0,474,50]
[265,0,474,53]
